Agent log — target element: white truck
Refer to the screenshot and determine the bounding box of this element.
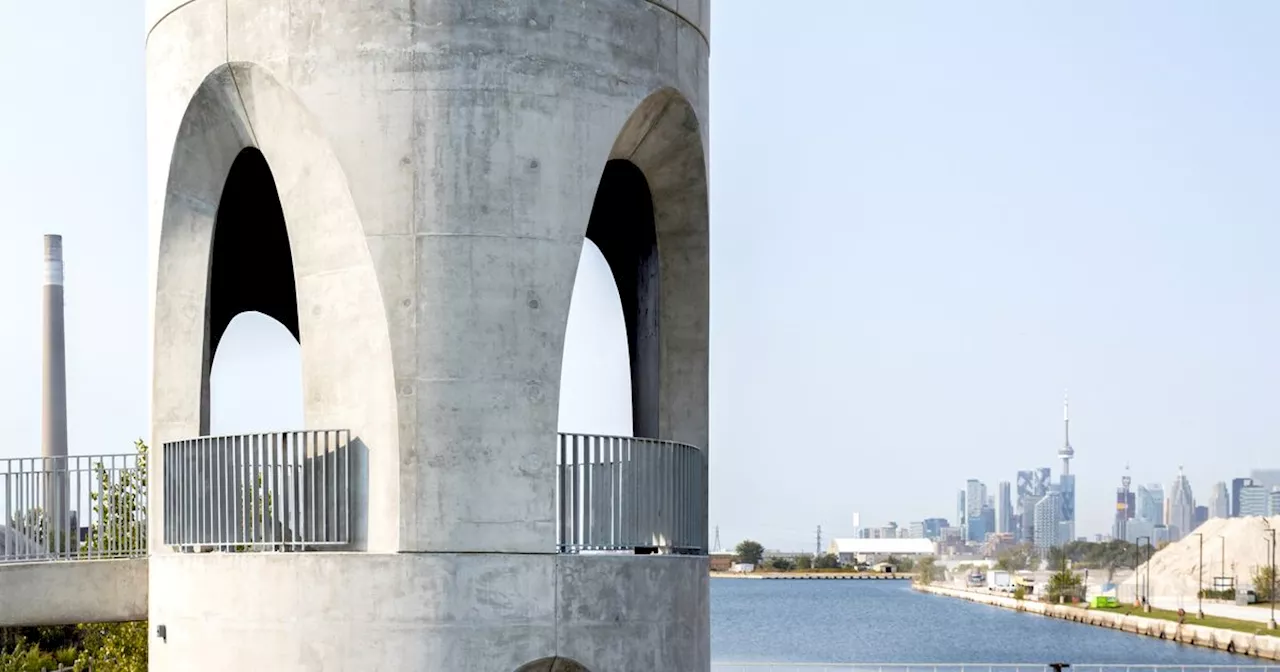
[987,570,1013,592]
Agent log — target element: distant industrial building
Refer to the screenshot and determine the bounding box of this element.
[827,538,937,565]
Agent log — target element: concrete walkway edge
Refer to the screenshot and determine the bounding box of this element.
[915,583,1280,660]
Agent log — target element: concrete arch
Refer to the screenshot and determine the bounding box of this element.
[514,658,590,672]
[151,62,399,553]
[573,86,710,452]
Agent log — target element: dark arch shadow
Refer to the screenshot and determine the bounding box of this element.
[584,159,658,439]
[514,657,591,672]
[207,147,300,361]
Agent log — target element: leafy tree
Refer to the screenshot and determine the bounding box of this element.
[813,553,839,569]
[886,555,915,572]
[914,556,940,584]
[734,540,764,566]
[1254,565,1276,602]
[83,439,148,558]
[795,555,813,570]
[768,557,795,571]
[996,544,1034,572]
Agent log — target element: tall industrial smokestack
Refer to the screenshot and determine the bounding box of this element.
[42,234,69,552]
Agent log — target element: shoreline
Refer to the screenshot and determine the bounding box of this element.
[712,571,912,580]
[916,583,1280,660]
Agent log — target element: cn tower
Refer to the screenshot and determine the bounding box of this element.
[1059,392,1074,475]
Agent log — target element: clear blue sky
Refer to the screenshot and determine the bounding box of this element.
[3,2,1280,552]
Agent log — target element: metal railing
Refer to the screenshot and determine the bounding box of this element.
[163,430,351,551]
[0,453,146,563]
[556,433,706,555]
[706,660,1280,665]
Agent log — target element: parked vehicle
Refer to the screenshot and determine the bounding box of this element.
[967,571,986,587]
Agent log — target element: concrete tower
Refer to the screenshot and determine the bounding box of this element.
[1059,393,1074,476]
[42,234,70,551]
[146,2,711,671]
[1057,394,1076,543]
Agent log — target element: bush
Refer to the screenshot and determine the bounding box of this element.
[1198,588,1236,600]
[1013,585,1026,600]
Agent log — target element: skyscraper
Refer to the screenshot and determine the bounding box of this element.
[1032,468,1051,497]
[996,481,1013,535]
[1209,482,1230,519]
[957,489,967,535]
[1034,491,1063,554]
[966,479,986,542]
[1168,467,1195,540]
[1240,484,1269,517]
[1114,466,1133,542]
[1016,470,1034,499]
[1137,484,1164,525]
[1250,470,1280,493]
[1231,477,1254,517]
[1057,395,1076,542]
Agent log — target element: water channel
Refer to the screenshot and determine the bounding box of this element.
[711,578,1256,665]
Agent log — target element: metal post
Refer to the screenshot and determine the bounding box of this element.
[1267,528,1277,630]
[1193,532,1204,619]
[1137,535,1151,611]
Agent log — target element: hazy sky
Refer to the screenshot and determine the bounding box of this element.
[3,2,1280,552]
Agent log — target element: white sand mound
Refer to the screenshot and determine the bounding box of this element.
[1120,516,1280,599]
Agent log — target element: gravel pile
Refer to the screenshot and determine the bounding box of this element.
[1121,515,1280,599]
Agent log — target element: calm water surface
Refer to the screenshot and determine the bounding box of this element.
[711,578,1252,664]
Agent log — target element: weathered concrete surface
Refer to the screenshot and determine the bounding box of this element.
[147,0,710,668]
[149,553,706,671]
[0,559,147,627]
[918,583,1280,660]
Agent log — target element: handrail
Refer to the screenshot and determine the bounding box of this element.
[162,430,352,551]
[0,453,146,563]
[556,432,706,556]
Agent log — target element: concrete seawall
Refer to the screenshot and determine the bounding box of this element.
[916,583,1280,660]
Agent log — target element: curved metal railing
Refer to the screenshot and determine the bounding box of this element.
[556,433,707,555]
[163,430,352,551]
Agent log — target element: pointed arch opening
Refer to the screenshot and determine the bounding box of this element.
[203,147,303,435]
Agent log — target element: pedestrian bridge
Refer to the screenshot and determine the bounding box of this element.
[0,431,706,627]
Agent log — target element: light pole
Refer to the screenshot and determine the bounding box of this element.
[1218,534,1226,589]
[1137,535,1151,611]
[1193,532,1204,619]
[1266,527,1277,630]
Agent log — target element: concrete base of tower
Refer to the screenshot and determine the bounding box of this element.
[148,552,708,671]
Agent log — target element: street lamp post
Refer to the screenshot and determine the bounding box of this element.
[1137,535,1151,611]
[1266,528,1277,630]
[1218,534,1226,588]
[1193,532,1204,619]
